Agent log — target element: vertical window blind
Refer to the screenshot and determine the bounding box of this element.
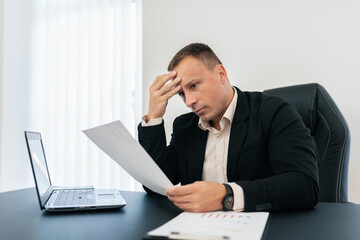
[29,0,143,191]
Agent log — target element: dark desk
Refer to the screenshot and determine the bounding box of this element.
[0,188,359,240]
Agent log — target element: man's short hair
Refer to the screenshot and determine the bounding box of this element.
[167,43,223,71]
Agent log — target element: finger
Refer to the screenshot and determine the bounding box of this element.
[157,76,181,96]
[156,77,181,99]
[173,202,201,212]
[168,194,191,204]
[152,71,177,90]
[163,84,181,99]
[166,184,194,196]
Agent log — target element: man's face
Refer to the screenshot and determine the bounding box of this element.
[173,56,231,123]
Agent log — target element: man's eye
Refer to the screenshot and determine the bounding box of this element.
[191,83,197,89]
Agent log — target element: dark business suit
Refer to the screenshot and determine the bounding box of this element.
[138,87,319,212]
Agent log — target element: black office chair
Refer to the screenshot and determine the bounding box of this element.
[263,83,350,203]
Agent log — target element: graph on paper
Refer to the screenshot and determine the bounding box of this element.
[148,211,269,240]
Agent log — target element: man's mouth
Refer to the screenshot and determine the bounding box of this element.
[193,107,205,115]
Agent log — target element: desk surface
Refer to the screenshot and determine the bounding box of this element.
[0,188,359,240]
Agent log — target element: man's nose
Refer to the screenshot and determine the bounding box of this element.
[185,93,197,108]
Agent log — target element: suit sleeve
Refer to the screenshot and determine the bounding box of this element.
[237,98,319,212]
[138,120,180,186]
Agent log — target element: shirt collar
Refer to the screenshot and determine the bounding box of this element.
[198,87,238,131]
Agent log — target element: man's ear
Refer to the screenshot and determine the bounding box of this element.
[216,65,228,83]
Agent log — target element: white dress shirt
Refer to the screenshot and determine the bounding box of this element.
[142,88,244,211]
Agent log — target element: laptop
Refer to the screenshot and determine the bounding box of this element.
[25,131,126,211]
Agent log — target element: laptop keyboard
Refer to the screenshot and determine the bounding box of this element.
[54,190,95,206]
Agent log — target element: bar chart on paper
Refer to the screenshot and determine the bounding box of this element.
[147,211,269,240]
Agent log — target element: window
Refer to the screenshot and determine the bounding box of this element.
[27,0,143,191]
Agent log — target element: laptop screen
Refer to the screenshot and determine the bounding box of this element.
[25,132,53,208]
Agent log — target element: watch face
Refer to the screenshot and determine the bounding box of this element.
[224,196,234,210]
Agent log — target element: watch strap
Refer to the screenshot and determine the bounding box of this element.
[222,183,234,211]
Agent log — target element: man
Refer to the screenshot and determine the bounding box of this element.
[138,43,319,212]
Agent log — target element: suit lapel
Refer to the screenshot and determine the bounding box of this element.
[188,126,208,183]
[227,87,249,181]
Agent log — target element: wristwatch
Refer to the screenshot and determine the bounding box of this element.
[222,183,234,211]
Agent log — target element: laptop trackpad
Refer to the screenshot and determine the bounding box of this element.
[98,194,115,199]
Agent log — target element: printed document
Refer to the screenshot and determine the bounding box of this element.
[147,211,269,240]
[83,121,174,196]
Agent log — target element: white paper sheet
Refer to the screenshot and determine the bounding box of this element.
[83,121,174,196]
[148,211,269,240]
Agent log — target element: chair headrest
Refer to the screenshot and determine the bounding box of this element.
[263,83,318,133]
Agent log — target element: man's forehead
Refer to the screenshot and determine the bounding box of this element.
[174,56,206,71]
[174,57,208,78]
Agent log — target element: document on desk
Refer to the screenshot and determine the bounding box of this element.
[147,211,269,240]
[83,121,174,196]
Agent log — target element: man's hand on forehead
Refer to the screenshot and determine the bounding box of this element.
[146,71,182,121]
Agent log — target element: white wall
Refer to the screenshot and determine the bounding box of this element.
[143,0,360,203]
[0,0,3,190]
[0,0,33,192]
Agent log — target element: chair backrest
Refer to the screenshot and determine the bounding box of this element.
[263,83,350,202]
